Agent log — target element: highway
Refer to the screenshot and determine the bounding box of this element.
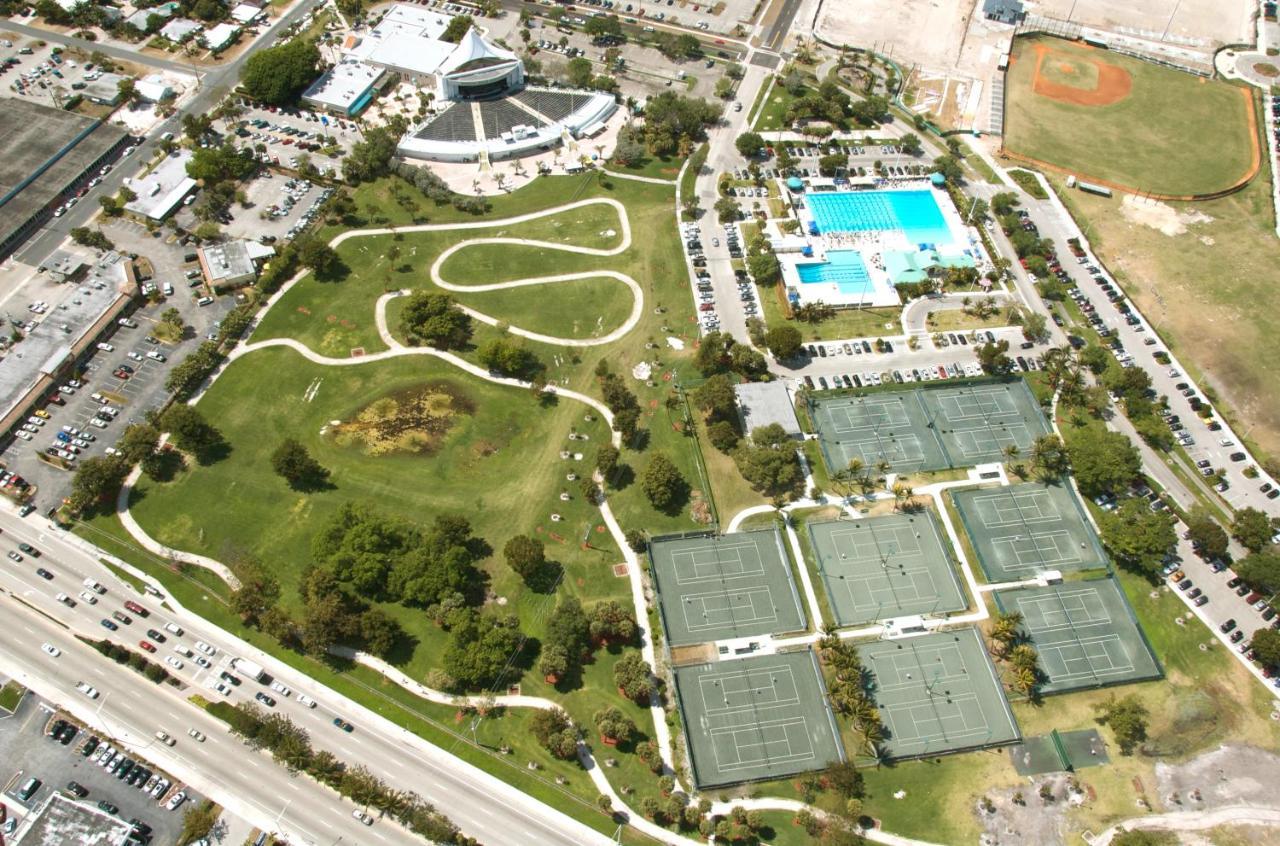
[0,507,615,846]
[0,607,410,846]
[12,0,326,266]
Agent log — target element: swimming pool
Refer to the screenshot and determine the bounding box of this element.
[796,250,874,297]
[807,190,954,246]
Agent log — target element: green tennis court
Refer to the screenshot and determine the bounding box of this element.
[994,578,1162,694]
[919,380,1050,466]
[649,529,807,647]
[861,627,1021,760]
[807,512,968,627]
[674,650,845,787]
[952,482,1108,583]
[808,378,1049,475]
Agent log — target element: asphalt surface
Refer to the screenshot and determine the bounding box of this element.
[13,0,325,266]
[0,506,614,846]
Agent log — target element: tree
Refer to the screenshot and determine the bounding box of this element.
[764,325,803,360]
[117,423,161,465]
[1232,507,1275,553]
[566,56,594,88]
[976,340,1013,375]
[824,760,865,799]
[503,534,547,584]
[1022,312,1050,343]
[817,153,848,176]
[241,39,321,105]
[160,405,224,459]
[1067,430,1142,496]
[747,251,780,286]
[1248,628,1280,668]
[1093,693,1148,754]
[293,237,343,281]
[70,227,113,251]
[271,438,330,490]
[641,452,687,511]
[584,13,622,38]
[187,145,257,184]
[1236,550,1280,594]
[1185,508,1229,561]
[398,292,472,349]
[440,14,472,42]
[588,601,636,645]
[442,612,524,689]
[1099,499,1176,577]
[693,374,737,422]
[593,707,636,743]
[613,653,653,702]
[68,455,131,513]
[359,608,402,658]
[477,338,542,379]
[714,195,740,223]
[529,708,579,759]
[735,131,766,158]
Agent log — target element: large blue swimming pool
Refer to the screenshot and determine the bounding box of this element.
[808,190,953,245]
[795,250,873,297]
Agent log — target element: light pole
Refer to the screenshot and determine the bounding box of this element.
[1160,0,1183,41]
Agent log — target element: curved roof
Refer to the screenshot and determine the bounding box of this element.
[439,29,517,77]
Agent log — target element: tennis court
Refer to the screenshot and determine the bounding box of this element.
[952,482,1109,583]
[919,380,1050,466]
[808,379,1049,475]
[994,579,1162,694]
[674,650,845,787]
[807,512,968,626]
[861,627,1021,760]
[649,529,807,647]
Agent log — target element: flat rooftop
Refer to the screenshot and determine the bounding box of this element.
[0,100,127,250]
[124,150,196,220]
[303,59,384,111]
[735,380,801,439]
[16,792,134,845]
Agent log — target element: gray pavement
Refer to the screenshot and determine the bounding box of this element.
[0,507,616,846]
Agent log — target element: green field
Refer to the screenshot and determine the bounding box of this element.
[1004,35,1256,196]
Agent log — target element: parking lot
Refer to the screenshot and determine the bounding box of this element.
[197,172,331,244]
[0,223,235,509]
[214,101,356,179]
[738,142,930,182]
[0,38,119,111]
[0,688,197,844]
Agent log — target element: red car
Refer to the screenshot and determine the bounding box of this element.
[139,640,156,653]
[699,303,714,311]
[113,369,130,379]
[123,600,149,617]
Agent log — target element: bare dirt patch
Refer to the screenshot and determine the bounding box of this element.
[977,774,1085,846]
[327,382,474,456]
[1252,62,1280,78]
[1031,42,1133,107]
[1119,195,1215,236]
[1154,744,1280,810]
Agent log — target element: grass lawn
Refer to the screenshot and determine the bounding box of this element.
[1050,167,1280,461]
[925,308,1009,333]
[1006,168,1048,199]
[0,681,25,712]
[1004,35,1256,196]
[753,83,810,131]
[608,155,681,181]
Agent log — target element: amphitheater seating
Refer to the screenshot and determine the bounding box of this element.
[411,102,476,143]
[511,87,595,123]
[479,98,544,139]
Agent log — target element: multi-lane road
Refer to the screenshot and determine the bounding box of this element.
[0,507,614,846]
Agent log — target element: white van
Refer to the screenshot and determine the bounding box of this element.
[96,342,114,352]
[163,622,183,636]
[172,645,193,658]
[82,578,106,595]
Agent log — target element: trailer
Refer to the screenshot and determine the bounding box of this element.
[1077,180,1113,198]
[231,657,266,682]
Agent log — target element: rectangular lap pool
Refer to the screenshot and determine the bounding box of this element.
[807,189,954,246]
[795,250,873,297]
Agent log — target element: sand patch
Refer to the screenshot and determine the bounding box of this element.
[1119,195,1214,236]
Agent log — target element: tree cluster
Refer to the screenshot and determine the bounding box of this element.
[529,708,580,759]
[343,126,402,184]
[68,455,131,514]
[442,609,525,689]
[599,368,642,443]
[1066,429,1141,497]
[477,338,544,381]
[694,331,766,379]
[399,292,473,350]
[819,634,883,756]
[164,340,222,399]
[1093,693,1149,755]
[613,652,654,703]
[271,438,330,490]
[734,423,803,499]
[241,39,321,105]
[1099,498,1176,577]
[641,92,722,157]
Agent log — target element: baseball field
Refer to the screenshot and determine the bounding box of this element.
[1003,36,1258,198]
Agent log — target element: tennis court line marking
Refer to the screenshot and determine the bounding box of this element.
[1016,588,1113,632]
[697,663,802,715]
[680,587,779,632]
[669,541,768,585]
[709,717,817,771]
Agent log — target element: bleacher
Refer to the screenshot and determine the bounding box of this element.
[479,98,544,139]
[512,87,595,123]
[411,102,476,143]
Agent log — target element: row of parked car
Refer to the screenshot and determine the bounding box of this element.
[804,361,987,391]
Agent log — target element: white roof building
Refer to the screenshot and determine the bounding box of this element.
[301,59,385,116]
[202,22,240,51]
[199,239,275,288]
[230,2,264,22]
[135,73,173,102]
[159,18,202,42]
[123,150,196,221]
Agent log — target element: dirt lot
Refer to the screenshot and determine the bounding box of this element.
[1027,0,1252,49]
[1155,745,1280,810]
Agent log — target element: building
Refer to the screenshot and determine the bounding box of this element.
[982,0,1025,23]
[135,73,174,102]
[734,381,802,440]
[0,99,128,261]
[125,0,178,32]
[81,71,127,106]
[37,249,88,281]
[203,21,240,52]
[123,150,196,221]
[11,793,135,846]
[302,59,386,116]
[159,17,203,42]
[230,2,264,23]
[198,239,275,289]
[0,253,135,445]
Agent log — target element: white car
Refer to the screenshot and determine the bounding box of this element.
[15,431,31,441]
[127,351,143,361]
[209,681,231,696]
[194,655,211,668]
[155,730,176,746]
[165,790,187,811]
[352,809,373,826]
[269,681,291,697]
[188,729,205,742]
[296,694,317,709]
[75,681,99,699]
[41,642,60,656]
[194,640,216,656]
[89,419,108,429]
[78,590,98,605]
[165,656,184,670]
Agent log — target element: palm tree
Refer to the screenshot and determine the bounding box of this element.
[1009,644,1039,672]
[1002,444,1020,463]
[1011,665,1037,696]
